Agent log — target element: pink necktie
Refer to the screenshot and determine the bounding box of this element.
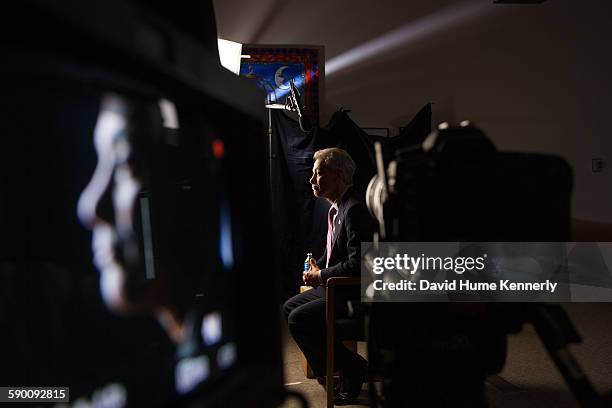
[326,206,337,268]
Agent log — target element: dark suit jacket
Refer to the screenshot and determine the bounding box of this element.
[317,187,374,284]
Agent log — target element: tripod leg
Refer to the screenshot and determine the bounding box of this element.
[531,304,603,408]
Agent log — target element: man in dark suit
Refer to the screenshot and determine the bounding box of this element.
[283,148,373,405]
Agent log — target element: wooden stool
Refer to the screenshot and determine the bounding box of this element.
[299,285,357,379]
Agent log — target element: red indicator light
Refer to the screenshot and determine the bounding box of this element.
[212,139,225,159]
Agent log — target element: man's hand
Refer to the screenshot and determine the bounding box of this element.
[303,258,321,287]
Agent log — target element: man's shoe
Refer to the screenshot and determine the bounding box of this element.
[333,361,367,405]
[333,381,364,405]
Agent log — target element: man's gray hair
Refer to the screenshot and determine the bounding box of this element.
[313,148,356,184]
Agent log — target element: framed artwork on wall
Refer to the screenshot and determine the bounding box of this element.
[239,45,324,123]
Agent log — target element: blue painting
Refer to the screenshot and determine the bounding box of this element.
[240,62,305,103]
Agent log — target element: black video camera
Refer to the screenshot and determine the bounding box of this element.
[361,122,608,408]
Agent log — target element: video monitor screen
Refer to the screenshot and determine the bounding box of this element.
[1,73,283,407]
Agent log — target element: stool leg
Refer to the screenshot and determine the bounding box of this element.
[326,288,335,408]
[301,353,316,378]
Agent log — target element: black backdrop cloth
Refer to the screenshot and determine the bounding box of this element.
[369,103,432,165]
[271,105,431,300]
[270,110,330,297]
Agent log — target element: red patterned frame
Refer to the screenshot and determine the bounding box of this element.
[242,45,324,123]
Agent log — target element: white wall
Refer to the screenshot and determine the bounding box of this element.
[323,1,612,222]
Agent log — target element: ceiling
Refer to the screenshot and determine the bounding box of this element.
[213,0,462,58]
[211,0,530,81]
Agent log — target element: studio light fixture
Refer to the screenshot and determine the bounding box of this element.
[217,38,243,75]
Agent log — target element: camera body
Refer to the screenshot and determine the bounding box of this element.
[365,122,573,407]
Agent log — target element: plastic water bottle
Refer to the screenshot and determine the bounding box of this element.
[304,253,313,273]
